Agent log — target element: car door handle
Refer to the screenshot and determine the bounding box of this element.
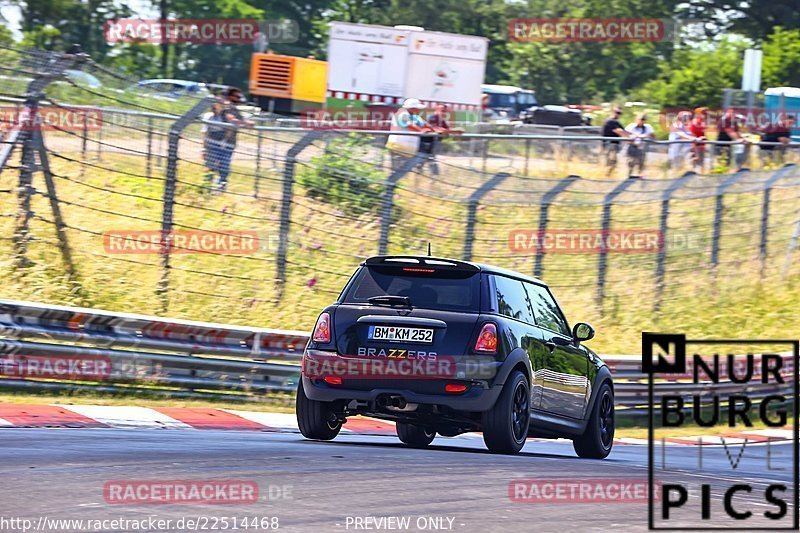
[544,341,556,353]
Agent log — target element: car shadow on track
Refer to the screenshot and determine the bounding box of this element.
[295,437,582,460]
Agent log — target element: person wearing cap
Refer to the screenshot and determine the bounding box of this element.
[689,107,708,171]
[386,98,438,171]
[601,107,629,176]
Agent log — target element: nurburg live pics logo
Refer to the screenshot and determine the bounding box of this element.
[643,332,799,530]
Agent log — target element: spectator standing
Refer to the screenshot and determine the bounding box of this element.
[213,87,254,192]
[203,100,228,187]
[689,107,708,171]
[386,98,435,171]
[760,115,794,165]
[419,103,459,176]
[625,113,655,176]
[716,107,743,168]
[668,111,695,170]
[601,107,628,176]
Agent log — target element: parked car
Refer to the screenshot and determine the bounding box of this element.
[296,255,614,458]
[481,84,538,121]
[128,79,210,99]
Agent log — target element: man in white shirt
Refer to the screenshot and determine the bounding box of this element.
[387,98,437,171]
[625,113,655,176]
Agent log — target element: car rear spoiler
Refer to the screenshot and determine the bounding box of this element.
[363,255,480,273]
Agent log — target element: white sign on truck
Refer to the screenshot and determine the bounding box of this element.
[327,22,488,109]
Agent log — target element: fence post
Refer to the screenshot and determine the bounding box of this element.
[534,175,580,278]
[275,130,321,291]
[12,50,81,269]
[596,176,641,310]
[524,138,531,176]
[81,111,89,159]
[146,116,153,178]
[255,129,263,198]
[654,171,696,311]
[710,168,749,267]
[158,97,214,311]
[462,172,510,261]
[759,164,795,276]
[378,152,427,256]
[33,127,77,280]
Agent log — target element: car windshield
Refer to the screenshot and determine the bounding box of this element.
[487,93,516,108]
[344,266,480,312]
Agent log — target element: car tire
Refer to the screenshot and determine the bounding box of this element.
[573,382,614,459]
[482,370,530,454]
[396,423,436,448]
[296,380,342,441]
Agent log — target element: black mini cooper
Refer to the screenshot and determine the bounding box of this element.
[296,255,614,458]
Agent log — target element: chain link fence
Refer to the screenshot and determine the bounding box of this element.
[2,46,800,350]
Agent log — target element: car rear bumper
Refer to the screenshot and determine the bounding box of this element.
[301,375,503,412]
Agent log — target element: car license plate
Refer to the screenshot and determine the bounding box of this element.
[368,325,434,344]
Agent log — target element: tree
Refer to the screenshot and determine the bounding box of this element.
[679,0,800,42]
[11,0,133,59]
[633,38,747,107]
[761,27,800,89]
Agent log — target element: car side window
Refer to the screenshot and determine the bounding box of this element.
[492,276,535,325]
[525,282,570,336]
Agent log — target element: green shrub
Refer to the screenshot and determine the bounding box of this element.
[299,134,385,215]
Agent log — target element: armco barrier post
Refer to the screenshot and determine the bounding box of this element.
[596,176,641,310]
[759,164,795,276]
[654,171,696,312]
[534,175,580,279]
[710,168,749,268]
[378,151,427,256]
[275,130,321,294]
[462,172,510,261]
[158,97,214,311]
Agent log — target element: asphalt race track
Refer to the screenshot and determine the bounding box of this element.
[0,427,795,532]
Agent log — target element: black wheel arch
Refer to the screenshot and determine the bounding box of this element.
[493,348,533,386]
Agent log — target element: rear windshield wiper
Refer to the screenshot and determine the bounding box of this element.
[368,295,412,307]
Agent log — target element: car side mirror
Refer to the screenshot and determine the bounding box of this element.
[573,322,595,343]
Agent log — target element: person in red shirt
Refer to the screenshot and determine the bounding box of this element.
[689,107,708,171]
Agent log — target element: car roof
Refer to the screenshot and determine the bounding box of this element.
[138,79,203,87]
[481,84,523,94]
[363,255,547,286]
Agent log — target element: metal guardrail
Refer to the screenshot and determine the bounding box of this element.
[0,300,793,416]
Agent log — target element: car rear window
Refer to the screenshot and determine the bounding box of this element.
[344,266,480,312]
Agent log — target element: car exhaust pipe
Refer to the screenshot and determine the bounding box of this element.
[376,396,389,408]
[390,397,407,409]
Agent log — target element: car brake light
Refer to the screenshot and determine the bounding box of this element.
[312,312,331,343]
[445,383,467,393]
[474,323,498,353]
[324,376,342,385]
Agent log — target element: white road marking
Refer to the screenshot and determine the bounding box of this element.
[222,410,300,430]
[54,404,193,429]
